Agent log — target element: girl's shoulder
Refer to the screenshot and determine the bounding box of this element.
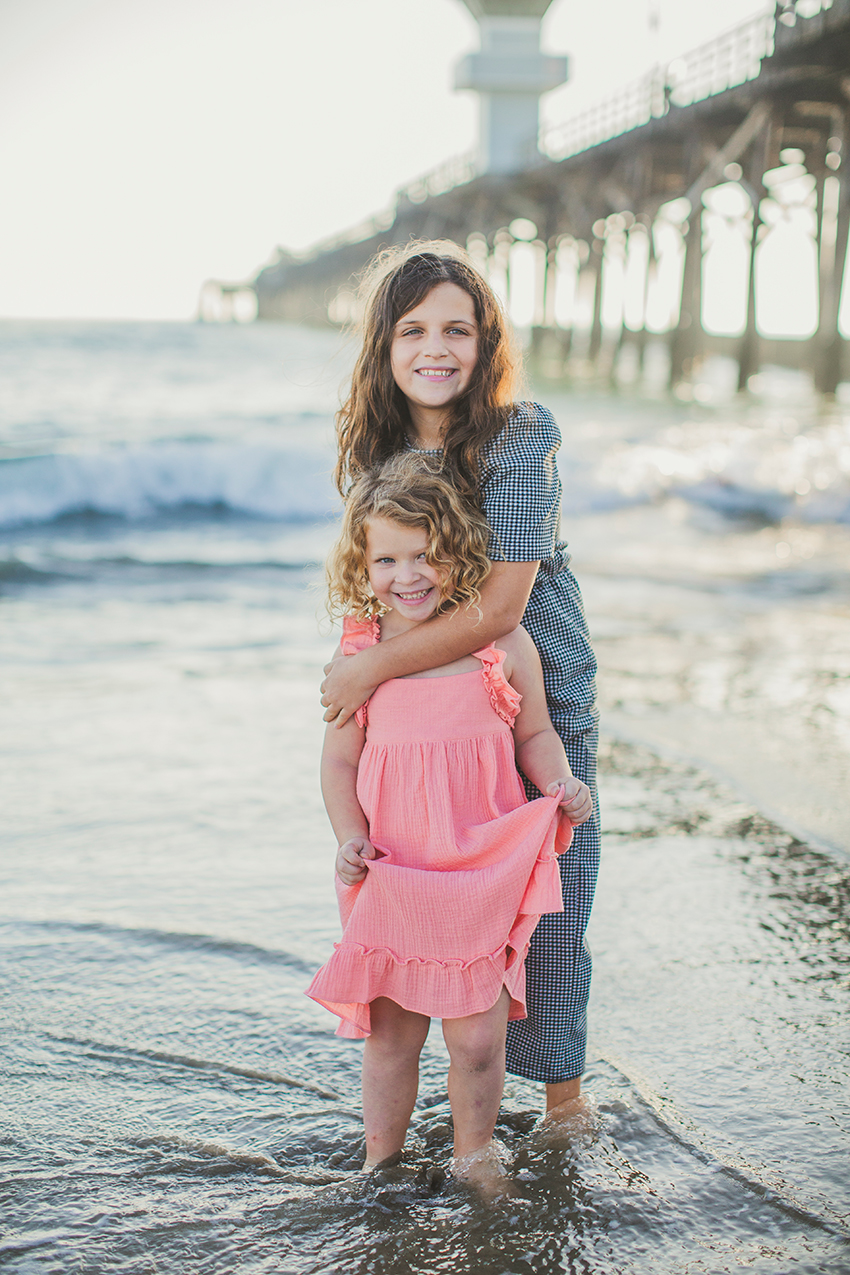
[481,402,561,468]
[490,624,539,668]
[509,401,558,434]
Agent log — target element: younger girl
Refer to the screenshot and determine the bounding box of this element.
[307,457,591,1191]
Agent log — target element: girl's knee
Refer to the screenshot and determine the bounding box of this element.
[448,1032,504,1074]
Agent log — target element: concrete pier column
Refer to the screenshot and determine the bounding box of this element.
[490,228,513,309]
[636,219,656,376]
[815,112,850,395]
[669,203,703,388]
[552,236,579,371]
[737,113,773,392]
[588,230,605,366]
[738,192,763,393]
[532,237,547,328]
[454,0,567,174]
[542,234,559,328]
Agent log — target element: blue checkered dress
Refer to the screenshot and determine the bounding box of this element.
[480,404,599,1083]
[414,403,600,1083]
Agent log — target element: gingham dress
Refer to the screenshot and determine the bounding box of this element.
[414,402,600,1083]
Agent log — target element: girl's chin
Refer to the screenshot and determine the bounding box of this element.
[395,604,438,619]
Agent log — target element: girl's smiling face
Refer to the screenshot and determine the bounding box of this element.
[365,516,444,627]
[390,282,478,444]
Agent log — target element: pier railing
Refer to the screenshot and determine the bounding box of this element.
[398,152,479,204]
[278,0,835,263]
[539,6,779,161]
[397,0,835,189]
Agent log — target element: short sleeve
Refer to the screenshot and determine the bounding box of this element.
[472,644,523,726]
[340,614,380,655]
[479,403,562,563]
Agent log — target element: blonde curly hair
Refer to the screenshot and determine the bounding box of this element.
[327,453,492,621]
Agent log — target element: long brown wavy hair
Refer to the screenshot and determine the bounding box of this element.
[334,241,522,499]
[326,454,492,622]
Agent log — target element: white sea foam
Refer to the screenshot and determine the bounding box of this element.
[587,415,850,523]
[3,423,848,532]
[0,442,338,528]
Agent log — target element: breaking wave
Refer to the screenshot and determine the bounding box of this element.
[0,442,338,529]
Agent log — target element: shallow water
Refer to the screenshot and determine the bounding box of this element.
[5,721,849,1272]
[1,321,849,1272]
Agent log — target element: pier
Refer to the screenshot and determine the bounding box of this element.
[202,0,850,395]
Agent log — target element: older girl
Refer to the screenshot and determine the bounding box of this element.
[320,242,599,1123]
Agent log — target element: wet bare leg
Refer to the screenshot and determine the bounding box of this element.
[539,1075,597,1143]
[361,997,429,1168]
[545,1076,582,1120]
[442,988,511,1194]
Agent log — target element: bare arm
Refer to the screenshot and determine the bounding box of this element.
[320,675,376,884]
[502,627,593,826]
[321,559,539,725]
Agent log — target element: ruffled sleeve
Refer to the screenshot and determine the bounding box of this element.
[472,644,522,726]
[340,615,380,727]
[340,614,380,655]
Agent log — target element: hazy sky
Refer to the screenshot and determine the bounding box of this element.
[1,0,769,319]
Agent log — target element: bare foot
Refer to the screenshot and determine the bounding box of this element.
[536,1093,599,1147]
[450,1140,512,1201]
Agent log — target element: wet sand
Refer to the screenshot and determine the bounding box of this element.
[582,503,850,856]
[588,735,850,1232]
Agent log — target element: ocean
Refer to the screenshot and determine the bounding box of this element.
[2,318,849,1274]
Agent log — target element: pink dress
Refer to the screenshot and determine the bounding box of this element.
[306,616,573,1039]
